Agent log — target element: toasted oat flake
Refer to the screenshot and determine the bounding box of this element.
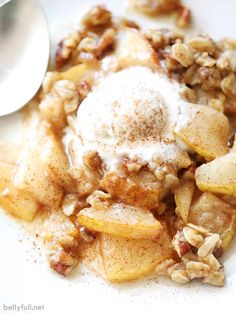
[171,270,190,284]
[198,234,221,259]
[172,43,194,67]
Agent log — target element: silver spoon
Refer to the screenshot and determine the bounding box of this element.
[0,0,50,116]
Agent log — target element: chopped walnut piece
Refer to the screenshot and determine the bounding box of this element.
[86,190,112,210]
[180,86,197,103]
[172,43,194,67]
[195,52,216,67]
[172,230,191,257]
[77,35,99,53]
[62,194,79,216]
[49,247,78,276]
[175,6,191,28]
[145,28,183,49]
[55,31,81,68]
[81,5,112,28]
[199,66,222,90]
[145,29,164,49]
[217,50,236,71]
[221,73,236,96]
[130,0,180,14]
[225,50,236,72]
[96,28,116,57]
[54,80,80,114]
[188,35,216,55]
[165,52,183,71]
[82,151,102,170]
[178,241,192,257]
[182,64,201,85]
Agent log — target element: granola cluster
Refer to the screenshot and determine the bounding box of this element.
[145,30,236,114]
[55,5,116,69]
[156,224,224,286]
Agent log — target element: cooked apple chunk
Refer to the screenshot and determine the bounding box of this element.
[78,203,162,239]
[60,63,97,86]
[174,179,195,224]
[175,102,229,160]
[100,171,160,210]
[196,150,236,196]
[39,91,66,131]
[115,28,159,70]
[13,146,63,208]
[97,225,173,282]
[188,192,236,251]
[42,210,79,246]
[36,124,74,191]
[0,161,39,221]
[13,124,67,208]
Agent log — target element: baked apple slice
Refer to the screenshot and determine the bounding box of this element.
[36,123,74,191]
[0,161,39,221]
[60,63,97,86]
[78,203,162,239]
[174,179,195,224]
[195,149,236,196]
[188,192,236,251]
[93,224,172,282]
[175,102,229,160]
[115,28,159,70]
[100,171,160,210]
[13,125,65,208]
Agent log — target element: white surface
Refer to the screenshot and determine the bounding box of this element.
[0,1,236,313]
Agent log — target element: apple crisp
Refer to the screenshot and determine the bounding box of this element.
[1,3,236,287]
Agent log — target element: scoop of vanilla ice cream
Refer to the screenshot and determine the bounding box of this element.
[76,66,187,169]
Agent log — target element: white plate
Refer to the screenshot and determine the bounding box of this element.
[1,1,236,313]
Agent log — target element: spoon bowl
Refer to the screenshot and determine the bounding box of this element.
[0,0,50,116]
